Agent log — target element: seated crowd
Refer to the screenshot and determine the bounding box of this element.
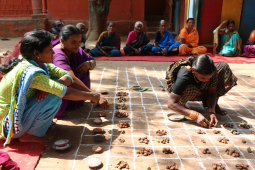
[0,17,251,146]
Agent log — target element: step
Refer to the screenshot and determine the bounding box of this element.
[147,21,160,27]
[146,31,178,40]
[145,15,164,21]
[147,27,159,32]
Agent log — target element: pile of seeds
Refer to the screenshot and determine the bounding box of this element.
[166,163,178,170]
[201,139,206,143]
[136,148,153,156]
[157,137,170,144]
[212,163,225,170]
[115,111,129,118]
[120,130,125,134]
[239,121,252,129]
[235,163,249,169]
[118,138,125,143]
[116,92,129,96]
[202,148,211,154]
[147,168,151,170]
[251,131,255,135]
[225,149,240,157]
[217,137,229,144]
[247,147,255,154]
[196,129,206,134]
[138,137,149,144]
[162,148,175,154]
[213,130,221,134]
[156,130,167,136]
[117,121,130,128]
[116,104,127,110]
[222,122,234,128]
[118,96,126,103]
[115,161,129,169]
[230,130,240,135]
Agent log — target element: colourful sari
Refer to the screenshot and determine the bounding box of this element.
[177,28,207,55]
[243,30,255,57]
[89,31,121,57]
[152,30,181,54]
[124,30,153,55]
[213,28,242,56]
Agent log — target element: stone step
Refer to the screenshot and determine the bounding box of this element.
[146,31,178,40]
[145,15,164,21]
[147,21,160,27]
[147,27,159,32]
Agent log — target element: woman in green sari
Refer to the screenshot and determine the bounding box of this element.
[213,20,242,56]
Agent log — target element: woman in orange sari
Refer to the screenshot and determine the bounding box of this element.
[177,18,207,55]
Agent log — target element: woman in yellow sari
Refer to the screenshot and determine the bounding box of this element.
[177,18,207,55]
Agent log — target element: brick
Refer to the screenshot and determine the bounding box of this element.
[21,10,29,14]
[0,10,3,15]
[0,0,7,4]
[13,5,19,10]
[5,5,13,10]
[3,10,9,15]
[29,10,32,14]
[7,0,13,5]
[27,5,32,10]
[16,10,21,15]
[21,0,30,5]
[9,10,16,15]
[18,5,27,10]
[0,5,5,10]
[13,0,21,5]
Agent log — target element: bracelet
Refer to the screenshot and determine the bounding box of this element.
[207,108,216,114]
[86,60,93,68]
[189,110,199,120]
[91,92,95,102]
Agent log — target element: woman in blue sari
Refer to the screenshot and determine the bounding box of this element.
[88,22,121,57]
[123,21,153,56]
[0,30,100,145]
[213,20,242,56]
[152,20,181,55]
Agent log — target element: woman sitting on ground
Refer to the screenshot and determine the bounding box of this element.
[213,20,242,56]
[243,30,255,58]
[50,27,61,46]
[53,25,109,118]
[124,21,153,56]
[0,30,101,145]
[152,20,181,56]
[177,18,207,55]
[51,20,65,47]
[88,22,121,57]
[166,54,237,127]
[76,23,90,53]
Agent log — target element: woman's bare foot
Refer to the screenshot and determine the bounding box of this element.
[215,104,227,115]
[19,133,49,143]
[157,51,162,55]
[53,118,58,124]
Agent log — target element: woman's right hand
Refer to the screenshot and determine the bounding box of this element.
[134,49,139,55]
[195,113,210,128]
[222,20,228,25]
[91,93,100,104]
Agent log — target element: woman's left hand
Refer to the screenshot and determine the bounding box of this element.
[76,62,90,73]
[36,90,48,101]
[207,113,219,127]
[162,48,168,55]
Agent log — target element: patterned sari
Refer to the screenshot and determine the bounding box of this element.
[177,28,207,55]
[213,28,242,56]
[129,31,150,48]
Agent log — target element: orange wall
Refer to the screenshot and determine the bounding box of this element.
[0,0,33,17]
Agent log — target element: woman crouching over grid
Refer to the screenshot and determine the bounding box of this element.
[166,54,237,127]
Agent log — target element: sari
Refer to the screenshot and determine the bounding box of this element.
[213,28,242,56]
[89,31,121,57]
[124,30,153,55]
[53,47,94,118]
[243,30,255,57]
[177,28,207,55]
[0,59,68,146]
[52,39,60,47]
[152,30,181,54]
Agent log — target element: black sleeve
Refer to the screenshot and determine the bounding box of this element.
[155,31,161,42]
[172,68,195,95]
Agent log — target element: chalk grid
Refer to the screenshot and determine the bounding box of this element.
[71,67,255,170]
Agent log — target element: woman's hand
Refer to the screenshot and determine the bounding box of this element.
[36,90,48,101]
[91,93,100,104]
[195,113,210,128]
[76,62,90,73]
[207,113,219,127]
[102,46,110,51]
[222,20,228,25]
[162,48,168,55]
[98,97,109,110]
[134,48,140,55]
[138,47,142,54]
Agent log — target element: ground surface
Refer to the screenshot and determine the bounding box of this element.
[1,38,255,170]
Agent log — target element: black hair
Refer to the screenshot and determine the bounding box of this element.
[0,30,52,74]
[50,27,61,35]
[52,20,64,28]
[108,22,116,26]
[187,18,195,23]
[187,54,216,75]
[60,25,81,41]
[33,28,44,31]
[227,20,235,26]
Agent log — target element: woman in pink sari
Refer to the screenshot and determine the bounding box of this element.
[243,30,255,58]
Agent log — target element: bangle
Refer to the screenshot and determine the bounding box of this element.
[207,108,216,114]
[91,92,95,102]
[189,110,199,120]
[86,60,93,68]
